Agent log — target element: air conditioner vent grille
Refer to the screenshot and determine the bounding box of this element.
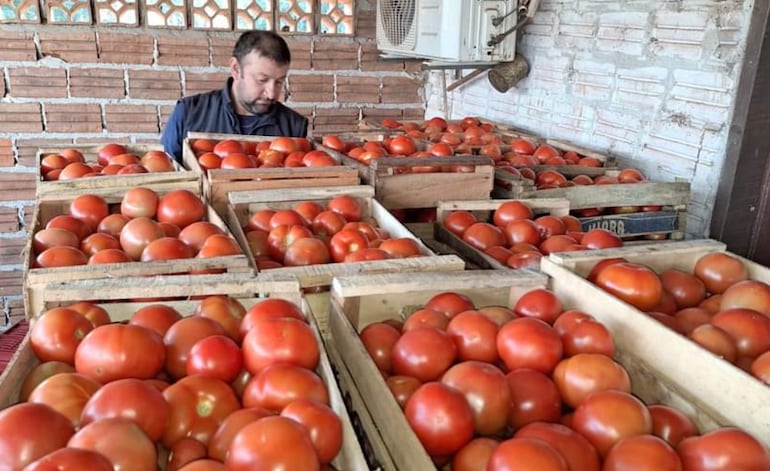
[379,0,416,47]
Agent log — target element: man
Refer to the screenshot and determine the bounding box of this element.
[161,30,309,161]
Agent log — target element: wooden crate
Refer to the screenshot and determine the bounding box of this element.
[542,239,770,446]
[224,185,466,335]
[0,273,370,471]
[36,143,200,198]
[328,267,770,470]
[182,132,359,216]
[24,181,252,317]
[433,198,571,270]
[494,171,691,240]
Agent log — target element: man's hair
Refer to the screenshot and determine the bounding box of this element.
[233,31,292,65]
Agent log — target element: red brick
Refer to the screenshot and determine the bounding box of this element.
[8,68,67,99]
[69,68,125,99]
[22,205,34,229]
[361,43,404,72]
[16,139,73,168]
[210,37,233,67]
[0,140,13,167]
[39,31,98,63]
[98,33,154,65]
[0,270,23,297]
[157,35,210,67]
[287,74,334,102]
[159,105,176,130]
[105,104,159,133]
[381,76,423,104]
[184,71,228,97]
[7,297,25,320]
[313,41,358,70]
[128,69,181,100]
[404,59,424,73]
[337,76,379,103]
[313,107,359,134]
[0,73,4,97]
[286,40,312,71]
[0,104,42,133]
[0,237,25,265]
[0,31,36,61]
[0,172,36,203]
[44,104,103,133]
[402,107,426,120]
[357,10,376,39]
[361,107,404,124]
[0,209,17,233]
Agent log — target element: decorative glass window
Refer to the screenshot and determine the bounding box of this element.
[95,0,138,25]
[192,0,230,29]
[0,0,41,22]
[235,0,271,31]
[319,0,352,35]
[277,0,312,33]
[144,0,186,27]
[46,0,92,23]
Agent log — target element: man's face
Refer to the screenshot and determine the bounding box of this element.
[230,51,289,115]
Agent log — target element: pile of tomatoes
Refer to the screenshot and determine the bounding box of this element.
[358,287,770,469]
[33,188,241,268]
[40,143,176,181]
[1,296,343,470]
[242,194,424,270]
[589,252,770,384]
[190,137,338,171]
[442,200,623,269]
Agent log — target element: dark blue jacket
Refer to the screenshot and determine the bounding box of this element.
[161,78,309,161]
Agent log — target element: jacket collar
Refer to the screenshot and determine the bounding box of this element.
[223,77,279,126]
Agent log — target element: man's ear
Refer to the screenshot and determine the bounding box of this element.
[230,57,240,79]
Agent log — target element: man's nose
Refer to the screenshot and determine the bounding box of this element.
[262,84,277,100]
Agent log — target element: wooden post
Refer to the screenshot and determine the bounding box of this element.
[487,55,530,93]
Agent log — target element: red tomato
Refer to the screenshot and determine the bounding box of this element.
[497,317,563,374]
[294,201,325,225]
[572,390,653,456]
[595,262,663,311]
[388,136,417,156]
[269,137,298,153]
[80,232,121,257]
[129,304,182,337]
[424,291,475,319]
[719,280,770,317]
[167,437,208,471]
[88,248,131,264]
[488,437,568,470]
[445,310,499,362]
[246,209,275,232]
[48,214,93,240]
[327,195,362,222]
[386,375,422,409]
[162,375,241,448]
[586,257,628,283]
[267,225,314,261]
[30,307,93,363]
[157,189,206,229]
[751,350,770,383]
[506,368,562,429]
[177,459,229,471]
[378,238,422,258]
[391,327,457,381]
[213,139,244,157]
[226,416,320,471]
[179,221,224,253]
[673,307,712,335]
[33,227,80,254]
[119,216,165,260]
[0,403,75,470]
[660,269,707,309]
[312,210,347,239]
[689,324,737,363]
[120,187,159,219]
[452,437,499,471]
[441,361,511,436]
[80,378,169,441]
[194,295,246,342]
[402,309,450,332]
[164,316,226,380]
[503,219,542,246]
[242,363,329,412]
[329,228,369,262]
[23,447,113,471]
[553,309,594,336]
[478,305,516,326]
[710,308,770,358]
[284,237,331,266]
[321,135,346,151]
[581,228,623,250]
[405,382,474,458]
[36,245,89,268]
[240,298,304,335]
[207,408,272,462]
[28,372,101,428]
[186,335,244,383]
[604,434,682,471]
[694,252,749,294]
[443,210,477,236]
[75,323,166,383]
[19,361,75,401]
[677,427,770,471]
[141,237,195,262]
[96,213,129,238]
[270,209,307,229]
[493,201,534,227]
[463,222,507,251]
[561,319,615,357]
[648,404,699,447]
[281,399,343,464]
[515,422,600,471]
[241,317,319,374]
[514,288,563,324]
[68,418,157,471]
[69,194,109,230]
[553,353,631,408]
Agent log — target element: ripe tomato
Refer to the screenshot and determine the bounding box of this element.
[360,322,402,373]
[329,228,369,262]
[195,295,247,342]
[402,308,450,332]
[246,209,275,232]
[587,257,629,283]
[269,137,298,154]
[693,252,749,294]
[391,327,456,381]
[80,232,121,256]
[226,416,319,471]
[157,190,206,229]
[594,262,663,311]
[378,238,422,258]
[48,214,93,240]
[603,434,682,471]
[213,139,244,157]
[242,363,329,412]
[120,187,159,219]
[119,216,165,260]
[186,335,244,383]
[167,437,208,471]
[75,323,166,383]
[514,288,563,324]
[751,350,770,383]
[572,390,653,456]
[294,201,325,225]
[503,219,542,246]
[207,408,272,462]
[80,378,169,441]
[497,317,563,374]
[441,361,511,436]
[30,307,93,363]
[240,298,304,334]
[164,316,226,380]
[388,136,417,156]
[0,403,75,470]
[405,382,474,458]
[452,438,499,471]
[720,280,770,317]
[33,227,80,254]
[561,319,615,357]
[69,418,157,471]
[19,361,75,401]
[463,222,506,251]
[220,153,255,169]
[647,404,699,447]
[581,228,623,250]
[28,372,101,428]
[689,324,737,362]
[445,310,499,362]
[284,237,331,266]
[23,447,113,471]
[677,427,770,471]
[241,317,319,374]
[424,292,475,319]
[162,375,241,448]
[129,304,182,337]
[553,352,632,408]
[515,422,600,471]
[327,195,362,222]
[487,438,568,470]
[321,135,346,152]
[270,209,307,228]
[268,224,314,261]
[386,375,422,409]
[443,210,477,236]
[506,369,562,428]
[710,308,770,358]
[141,237,195,262]
[179,222,224,253]
[660,269,707,309]
[281,399,343,465]
[69,194,109,231]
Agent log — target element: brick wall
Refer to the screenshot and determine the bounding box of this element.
[0,2,427,317]
[426,0,754,240]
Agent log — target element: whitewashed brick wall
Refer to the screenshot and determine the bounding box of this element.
[426,0,754,238]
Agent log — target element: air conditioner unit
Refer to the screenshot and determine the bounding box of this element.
[376,0,519,63]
